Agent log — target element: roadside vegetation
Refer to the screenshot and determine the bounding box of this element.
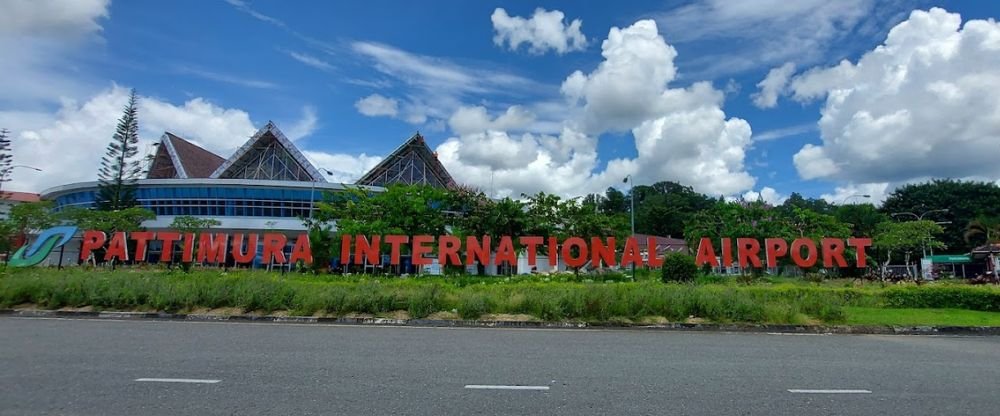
[3,268,998,326]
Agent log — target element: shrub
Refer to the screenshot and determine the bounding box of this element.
[661,253,698,283]
[695,274,729,285]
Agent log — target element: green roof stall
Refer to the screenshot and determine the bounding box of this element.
[921,254,973,279]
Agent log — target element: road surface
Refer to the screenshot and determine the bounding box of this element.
[1,317,998,415]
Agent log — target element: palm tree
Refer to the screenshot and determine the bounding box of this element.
[964,216,1000,246]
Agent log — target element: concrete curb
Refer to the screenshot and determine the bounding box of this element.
[2,308,999,335]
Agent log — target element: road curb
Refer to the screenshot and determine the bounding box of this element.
[2,308,999,335]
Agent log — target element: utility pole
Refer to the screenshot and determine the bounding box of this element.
[625,175,635,282]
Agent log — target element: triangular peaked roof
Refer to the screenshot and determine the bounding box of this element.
[210,121,326,182]
[355,133,456,188]
[147,132,225,179]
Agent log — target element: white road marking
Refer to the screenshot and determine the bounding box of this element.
[464,385,550,391]
[788,389,871,394]
[135,378,221,384]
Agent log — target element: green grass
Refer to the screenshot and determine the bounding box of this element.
[845,307,1000,327]
[2,267,999,326]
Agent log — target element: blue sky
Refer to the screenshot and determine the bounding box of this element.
[2,0,999,204]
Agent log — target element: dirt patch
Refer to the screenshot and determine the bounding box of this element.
[56,306,94,313]
[685,317,708,324]
[342,312,376,319]
[188,307,244,316]
[311,310,335,318]
[637,316,670,325]
[13,303,39,310]
[377,310,411,320]
[426,311,460,320]
[480,313,536,322]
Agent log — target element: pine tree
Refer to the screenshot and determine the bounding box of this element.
[97,89,142,211]
[0,128,12,198]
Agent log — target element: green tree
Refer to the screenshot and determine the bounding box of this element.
[600,187,628,214]
[6,201,60,256]
[835,203,889,237]
[661,252,698,283]
[873,220,945,277]
[964,216,1000,247]
[780,192,836,215]
[315,184,450,269]
[522,191,565,239]
[881,179,1000,253]
[169,215,221,270]
[61,206,155,233]
[631,181,714,238]
[9,201,59,236]
[169,215,221,235]
[97,89,143,211]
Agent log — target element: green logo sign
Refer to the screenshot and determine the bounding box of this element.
[9,226,77,267]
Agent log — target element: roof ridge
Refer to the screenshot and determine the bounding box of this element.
[208,122,326,182]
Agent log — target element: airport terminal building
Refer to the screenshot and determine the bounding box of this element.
[37,122,458,269]
[41,122,455,234]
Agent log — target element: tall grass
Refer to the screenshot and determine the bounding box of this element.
[2,268,998,324]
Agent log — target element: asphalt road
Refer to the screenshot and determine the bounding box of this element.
[1,318,998,415]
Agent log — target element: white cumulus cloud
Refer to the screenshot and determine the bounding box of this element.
[448,106,535,136]
[564,20,756,196]
[303,151,382,184]
[788,8,1000,184]
[354,94,399,117]
[741,187,787,205]
[439,19,757,198]
[752,62,795,108]
[491,8,587,54]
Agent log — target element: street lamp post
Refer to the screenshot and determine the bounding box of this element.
[891,209,949,258]
[624,175,635,281]
[309,168,336,220]
[0,164,43,199]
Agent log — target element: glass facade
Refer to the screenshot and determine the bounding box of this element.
[52,185,332,218]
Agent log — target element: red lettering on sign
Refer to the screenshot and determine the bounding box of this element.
[765,238,788,268]
[721,238,733,268]
[158,232,181,263]
[791,238,817,268]
[104,232,129,262]
[562,237,588,268]
[620,237,642,267]
[386,235,409,265]
[231,233,258,264]
[412,235,433,265]
[180,233,195,263]
[737,238,762,269]
[354,235,380,265]
[79,231,106,261]
[519,236,543,266]
[466,236,491,266]
[197,233,228,264]
[695,238,719,268]
[340,234,351,265]
[131,231,154,262]
[591,237,617,267]
[438,235,461,266]
[261,233,287,264]
[646,237,664,268]
[495,236,516,265]
[848,237,872,268]
[822,238,847,268]
[288,234,312,265]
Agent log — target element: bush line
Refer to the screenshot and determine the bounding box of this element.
[1,270,998,324]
